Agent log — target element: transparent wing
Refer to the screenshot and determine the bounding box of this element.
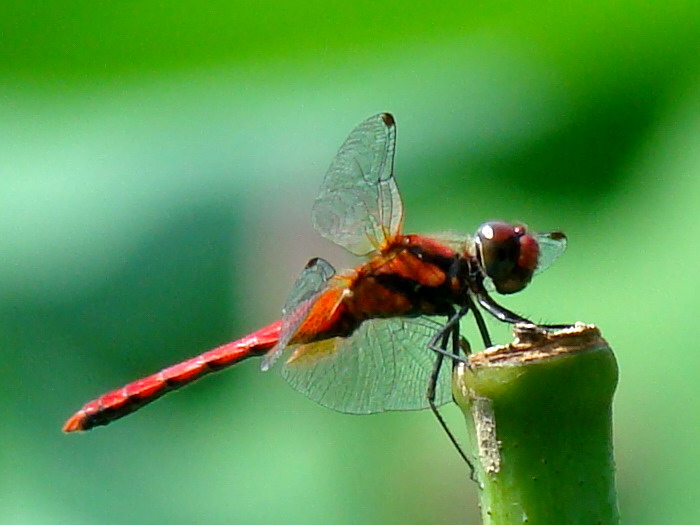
[312,113,404,256]
[280,317,453,414]
[534,231,567,275]
[261,257,336,371]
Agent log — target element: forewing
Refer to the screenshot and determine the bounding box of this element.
[280,317,453,414]
[312,113,404,256]
[534,231,567,275]
[261,257,336,371]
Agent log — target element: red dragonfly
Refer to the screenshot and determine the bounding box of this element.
[64,114,566,459]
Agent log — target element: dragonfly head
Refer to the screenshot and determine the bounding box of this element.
[475,221,539,294]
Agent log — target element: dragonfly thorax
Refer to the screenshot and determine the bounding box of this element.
[337,235,470,323]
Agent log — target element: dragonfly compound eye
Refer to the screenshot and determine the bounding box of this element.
[475,221,539,294]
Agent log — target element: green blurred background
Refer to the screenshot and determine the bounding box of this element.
[3,2,700,523]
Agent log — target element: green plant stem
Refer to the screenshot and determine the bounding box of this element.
[453,323,619,525]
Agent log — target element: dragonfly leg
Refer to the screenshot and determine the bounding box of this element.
[426,309,478,483]
[428,293,494,355]
[476,288,571,330]
[475,288,533,324]
[466,292,492,348]
[427,305,470,363]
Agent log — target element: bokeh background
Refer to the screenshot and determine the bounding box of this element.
[3,2,700,524]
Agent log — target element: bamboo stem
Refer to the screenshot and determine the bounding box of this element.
[453,323,619,525]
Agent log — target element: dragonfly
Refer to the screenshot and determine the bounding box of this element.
[64,113,566,472]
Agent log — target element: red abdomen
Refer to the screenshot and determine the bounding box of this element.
[63,321,282,432]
